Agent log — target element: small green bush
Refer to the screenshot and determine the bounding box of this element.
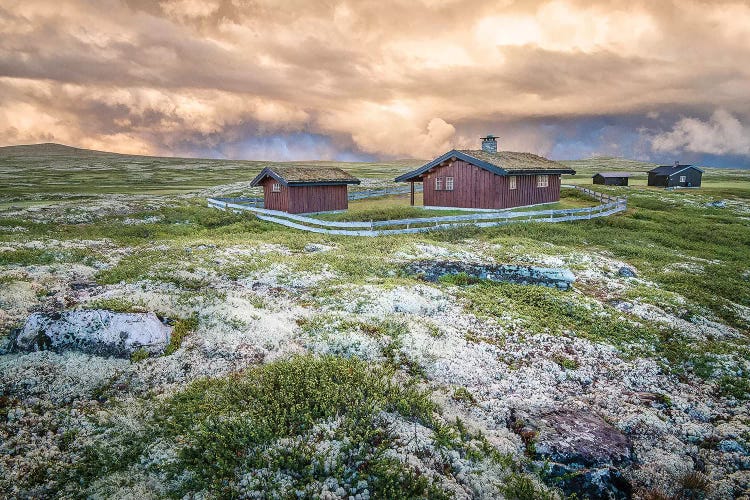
[452,386,476,404]
[164,314,199,355]
[129,348,150,363]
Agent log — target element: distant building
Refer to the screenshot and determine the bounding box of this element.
[250,166,360,214]
[647,162,703,188]
[593,172,632,186]
[395,135,575,210]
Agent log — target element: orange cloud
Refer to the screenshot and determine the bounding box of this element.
[0,0,748,161]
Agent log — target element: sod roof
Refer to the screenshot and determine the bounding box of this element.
[251,166,360,186]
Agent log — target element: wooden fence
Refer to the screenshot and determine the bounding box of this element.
[210,185,424,208]
[207,185,626,237]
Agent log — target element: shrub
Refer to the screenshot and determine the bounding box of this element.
[129,348,149,363]
[164,314,199,355]
[452,386,476,404]
[70,355,441,497]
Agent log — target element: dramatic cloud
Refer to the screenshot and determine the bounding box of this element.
[1,0,749,165]
[652,109,750,157]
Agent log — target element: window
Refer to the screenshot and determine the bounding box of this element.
[536,175,549,188]
[679,175,686,183]
[435,177,443,190]
[272,183,281,192]
[509,176,517,190]
[445,177,454,191]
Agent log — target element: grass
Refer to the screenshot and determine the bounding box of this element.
[165,314,198,355]
[64,356,449,497]
[0,143,421,200]
[3,146,750,497]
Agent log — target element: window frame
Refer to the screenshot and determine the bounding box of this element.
[509,176,517,190]
[536,175,549,188]
[435,177,443,191]
[271,182,281,192]
[679,175,686,183]
[445,176,454,191]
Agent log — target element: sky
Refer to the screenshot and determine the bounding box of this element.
[1,0,750,167]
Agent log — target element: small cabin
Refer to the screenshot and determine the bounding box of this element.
[250,166,360,214]
[648,162,703,188]
[395,135,575,210]
[593,172,632,186]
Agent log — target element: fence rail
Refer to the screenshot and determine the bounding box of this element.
[207,186,626,237]
[211,185,424,208]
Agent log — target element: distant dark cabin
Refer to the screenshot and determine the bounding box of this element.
[647,162,703,188]
[593,172,632,186]
[395,135,575,210]
[250,166,360,214]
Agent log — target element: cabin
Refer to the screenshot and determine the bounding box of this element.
[648,162,703,188]
[395,135,575,210]
[250,166,360,214]
[593,172,632,186]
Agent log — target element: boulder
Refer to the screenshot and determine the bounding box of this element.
[405,260,576,290]
[9,310,172,358]
[705,200,726,208]
[304,243,335,253]
[522,410,633,499]
[618,266,637,278]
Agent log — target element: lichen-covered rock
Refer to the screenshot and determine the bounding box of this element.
[525,410,633,498]
[9,310,171,358]
[618,266,637,278]
[405,260,576,290]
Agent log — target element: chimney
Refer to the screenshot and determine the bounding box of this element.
[674,160,680,167]
[481,135,497,153]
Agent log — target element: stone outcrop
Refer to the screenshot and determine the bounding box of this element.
[516,410,633,499]
[405,260,576,290]
[8,310,172,358]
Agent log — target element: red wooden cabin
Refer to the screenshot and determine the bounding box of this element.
[250,166,360,214]
[395,136,575,210]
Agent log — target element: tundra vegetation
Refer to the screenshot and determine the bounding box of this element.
[0,144,749,498]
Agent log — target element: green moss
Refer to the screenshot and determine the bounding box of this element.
[0,248,89,266]
[502,474,555,500]
[452,387,476,404]
[552,355,579,370]
[129,348,149,363]
[717,375,750,400]
[164,314,198,355]
[69,355,443,497]
[86,297,147,313]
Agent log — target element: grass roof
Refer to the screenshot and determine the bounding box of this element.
[457,150,574,173]
[252,166,360,186]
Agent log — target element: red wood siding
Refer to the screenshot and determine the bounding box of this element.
[422,160,561,209]
[261,178,290,212]
[261,179,348,213]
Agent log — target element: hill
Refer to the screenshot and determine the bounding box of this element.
[0,142,123,158]
[561,156,659,173]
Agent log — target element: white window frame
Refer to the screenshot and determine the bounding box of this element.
[509,176,517,190]
[445,177,454,191]
[435,177,443,191]
[272,182,281,192]
[679,175,686,183]
[536,175,549,188]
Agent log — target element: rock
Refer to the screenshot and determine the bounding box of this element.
[611,300,634,312]
[405,260,576,290]
[533,410,632,467]
[525,410,633,499]
[304,243,335,253]
[618,266,637,278]
[706,200,726,208]
[9,310,172,358]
